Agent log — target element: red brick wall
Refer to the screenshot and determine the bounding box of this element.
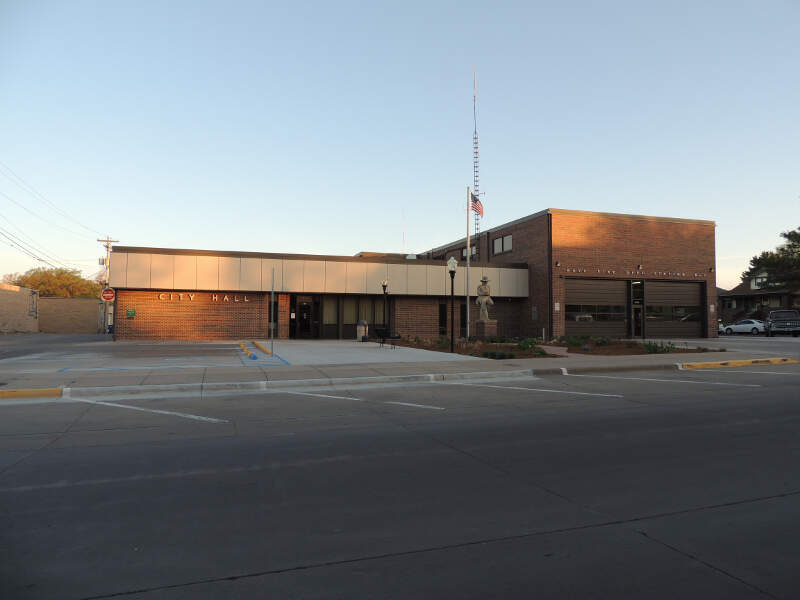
[392,295,525,340]
[114,290,291,340]
[550,211,717,338]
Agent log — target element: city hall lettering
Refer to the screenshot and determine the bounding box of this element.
[157,293,250,302]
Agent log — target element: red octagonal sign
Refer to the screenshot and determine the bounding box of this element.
[101,288,115,302]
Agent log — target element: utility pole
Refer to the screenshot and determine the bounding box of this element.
[97,236,118,335]
[97,236,118,284]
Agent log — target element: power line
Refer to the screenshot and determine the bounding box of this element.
[0,188,93,239]
[0,212,83,268]
[0,225,74,270]
[0,229,59,269]
[0,160,102,236]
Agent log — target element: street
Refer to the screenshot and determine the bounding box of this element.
[2,362,800,599]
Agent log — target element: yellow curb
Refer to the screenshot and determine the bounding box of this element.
[252,340,271,355]
[0,387,63,399]
[682,358,799,370]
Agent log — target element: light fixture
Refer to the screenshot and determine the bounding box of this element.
[637,264,642,270]
[447,256,457,274]
[555,261,561,267]
[709,267,714,272]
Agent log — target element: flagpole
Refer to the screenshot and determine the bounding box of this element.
[466,186,471,340]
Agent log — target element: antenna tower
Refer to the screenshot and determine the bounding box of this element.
[472,66,481,237]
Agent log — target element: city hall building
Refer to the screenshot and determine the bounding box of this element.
[108,208,717,341]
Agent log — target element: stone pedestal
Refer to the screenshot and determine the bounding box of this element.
[475,319,497,339]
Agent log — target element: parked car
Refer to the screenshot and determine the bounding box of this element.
[766,310,800,337]
[723,319,765,335]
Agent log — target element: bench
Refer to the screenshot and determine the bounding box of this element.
[373,327,401,349]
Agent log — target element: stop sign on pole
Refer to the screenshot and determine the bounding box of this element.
[101,288,115,302]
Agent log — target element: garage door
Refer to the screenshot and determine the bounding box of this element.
[565,279,627,338]
[645,281,703,338]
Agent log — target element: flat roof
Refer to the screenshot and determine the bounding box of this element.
[111,246,528,269]
[427,208,716,254]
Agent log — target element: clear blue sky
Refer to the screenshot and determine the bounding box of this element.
[1,0,798,289]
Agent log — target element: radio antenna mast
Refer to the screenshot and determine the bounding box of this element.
[473,65,480,237]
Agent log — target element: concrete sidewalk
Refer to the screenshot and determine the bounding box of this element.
[2,348,790,396]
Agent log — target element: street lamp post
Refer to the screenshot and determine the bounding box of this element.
[447,257,457,353]
[381,279,388,330]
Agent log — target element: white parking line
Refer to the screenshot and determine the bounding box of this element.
[384,401,445,410]
[452,383,624,398]
[562,374,761,387]
[285,391,364,401]
[73,398,228,423]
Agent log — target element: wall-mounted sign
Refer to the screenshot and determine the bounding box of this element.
[126,309,136,317]
[101,288,115,302]
[158,293,195,301]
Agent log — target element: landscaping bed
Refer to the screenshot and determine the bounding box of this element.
[391,336,553,359]
[555,336,726,355]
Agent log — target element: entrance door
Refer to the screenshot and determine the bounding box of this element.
[633,307,643,337]
[294,295,320,339]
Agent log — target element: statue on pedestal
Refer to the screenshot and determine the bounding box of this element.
[476,275,494,322]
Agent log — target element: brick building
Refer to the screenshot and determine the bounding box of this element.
[426,208,717,339]
[108,249,528,340]
[108,208,717,341]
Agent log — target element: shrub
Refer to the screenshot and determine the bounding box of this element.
[435,336,449,348]
[594,336,610,346]
[535,347,547,356]
[517,337,538,351]
[644,341,675,354]
[564,336,584,347]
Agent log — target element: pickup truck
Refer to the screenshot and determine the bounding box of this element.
[766,310,800,337]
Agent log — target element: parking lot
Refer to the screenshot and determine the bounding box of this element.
[2,361,800,599]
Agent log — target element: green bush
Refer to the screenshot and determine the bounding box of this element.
[435,336,449,348]
[564,336,584,347]
[644,341,675,354]
[535,347,547,356]
[517,337,538,351]
[594,336,610,346]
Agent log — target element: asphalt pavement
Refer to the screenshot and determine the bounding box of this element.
[2,362,800,599]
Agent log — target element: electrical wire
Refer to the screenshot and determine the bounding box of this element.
[0,189,94,239]
[0,160,102,236]
[0,229,59,268]
[0,225,75,270]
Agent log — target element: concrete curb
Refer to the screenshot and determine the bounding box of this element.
[680,357,798,370]
[7,355,790,400]
[64,369,541,398]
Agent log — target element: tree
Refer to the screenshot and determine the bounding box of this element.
[2,267,102,298]
[743,226,800,291]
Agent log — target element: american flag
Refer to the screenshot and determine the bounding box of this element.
[470,191,484,217]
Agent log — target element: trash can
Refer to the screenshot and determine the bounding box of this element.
[356,320,369,342]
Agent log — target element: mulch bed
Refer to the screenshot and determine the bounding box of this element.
[390,338,552,359]
[562,341,724,355]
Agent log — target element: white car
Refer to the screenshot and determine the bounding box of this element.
[723,319,765,335]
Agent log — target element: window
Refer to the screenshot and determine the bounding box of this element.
[461,245,477,258]
[493,234,513,255]
[439,303,447,335]
[753,276,767,288]
[565,305,625,322]
[645,305,701,322]
[323,296,338,325]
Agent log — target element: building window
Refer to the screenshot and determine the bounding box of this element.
[565,305,625,322]
[493,234,512,255]
[645,305,701,322]
[461,245,477,259]
[753,276,768,288]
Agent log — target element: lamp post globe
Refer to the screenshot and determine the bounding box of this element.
[447,258,457,352]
